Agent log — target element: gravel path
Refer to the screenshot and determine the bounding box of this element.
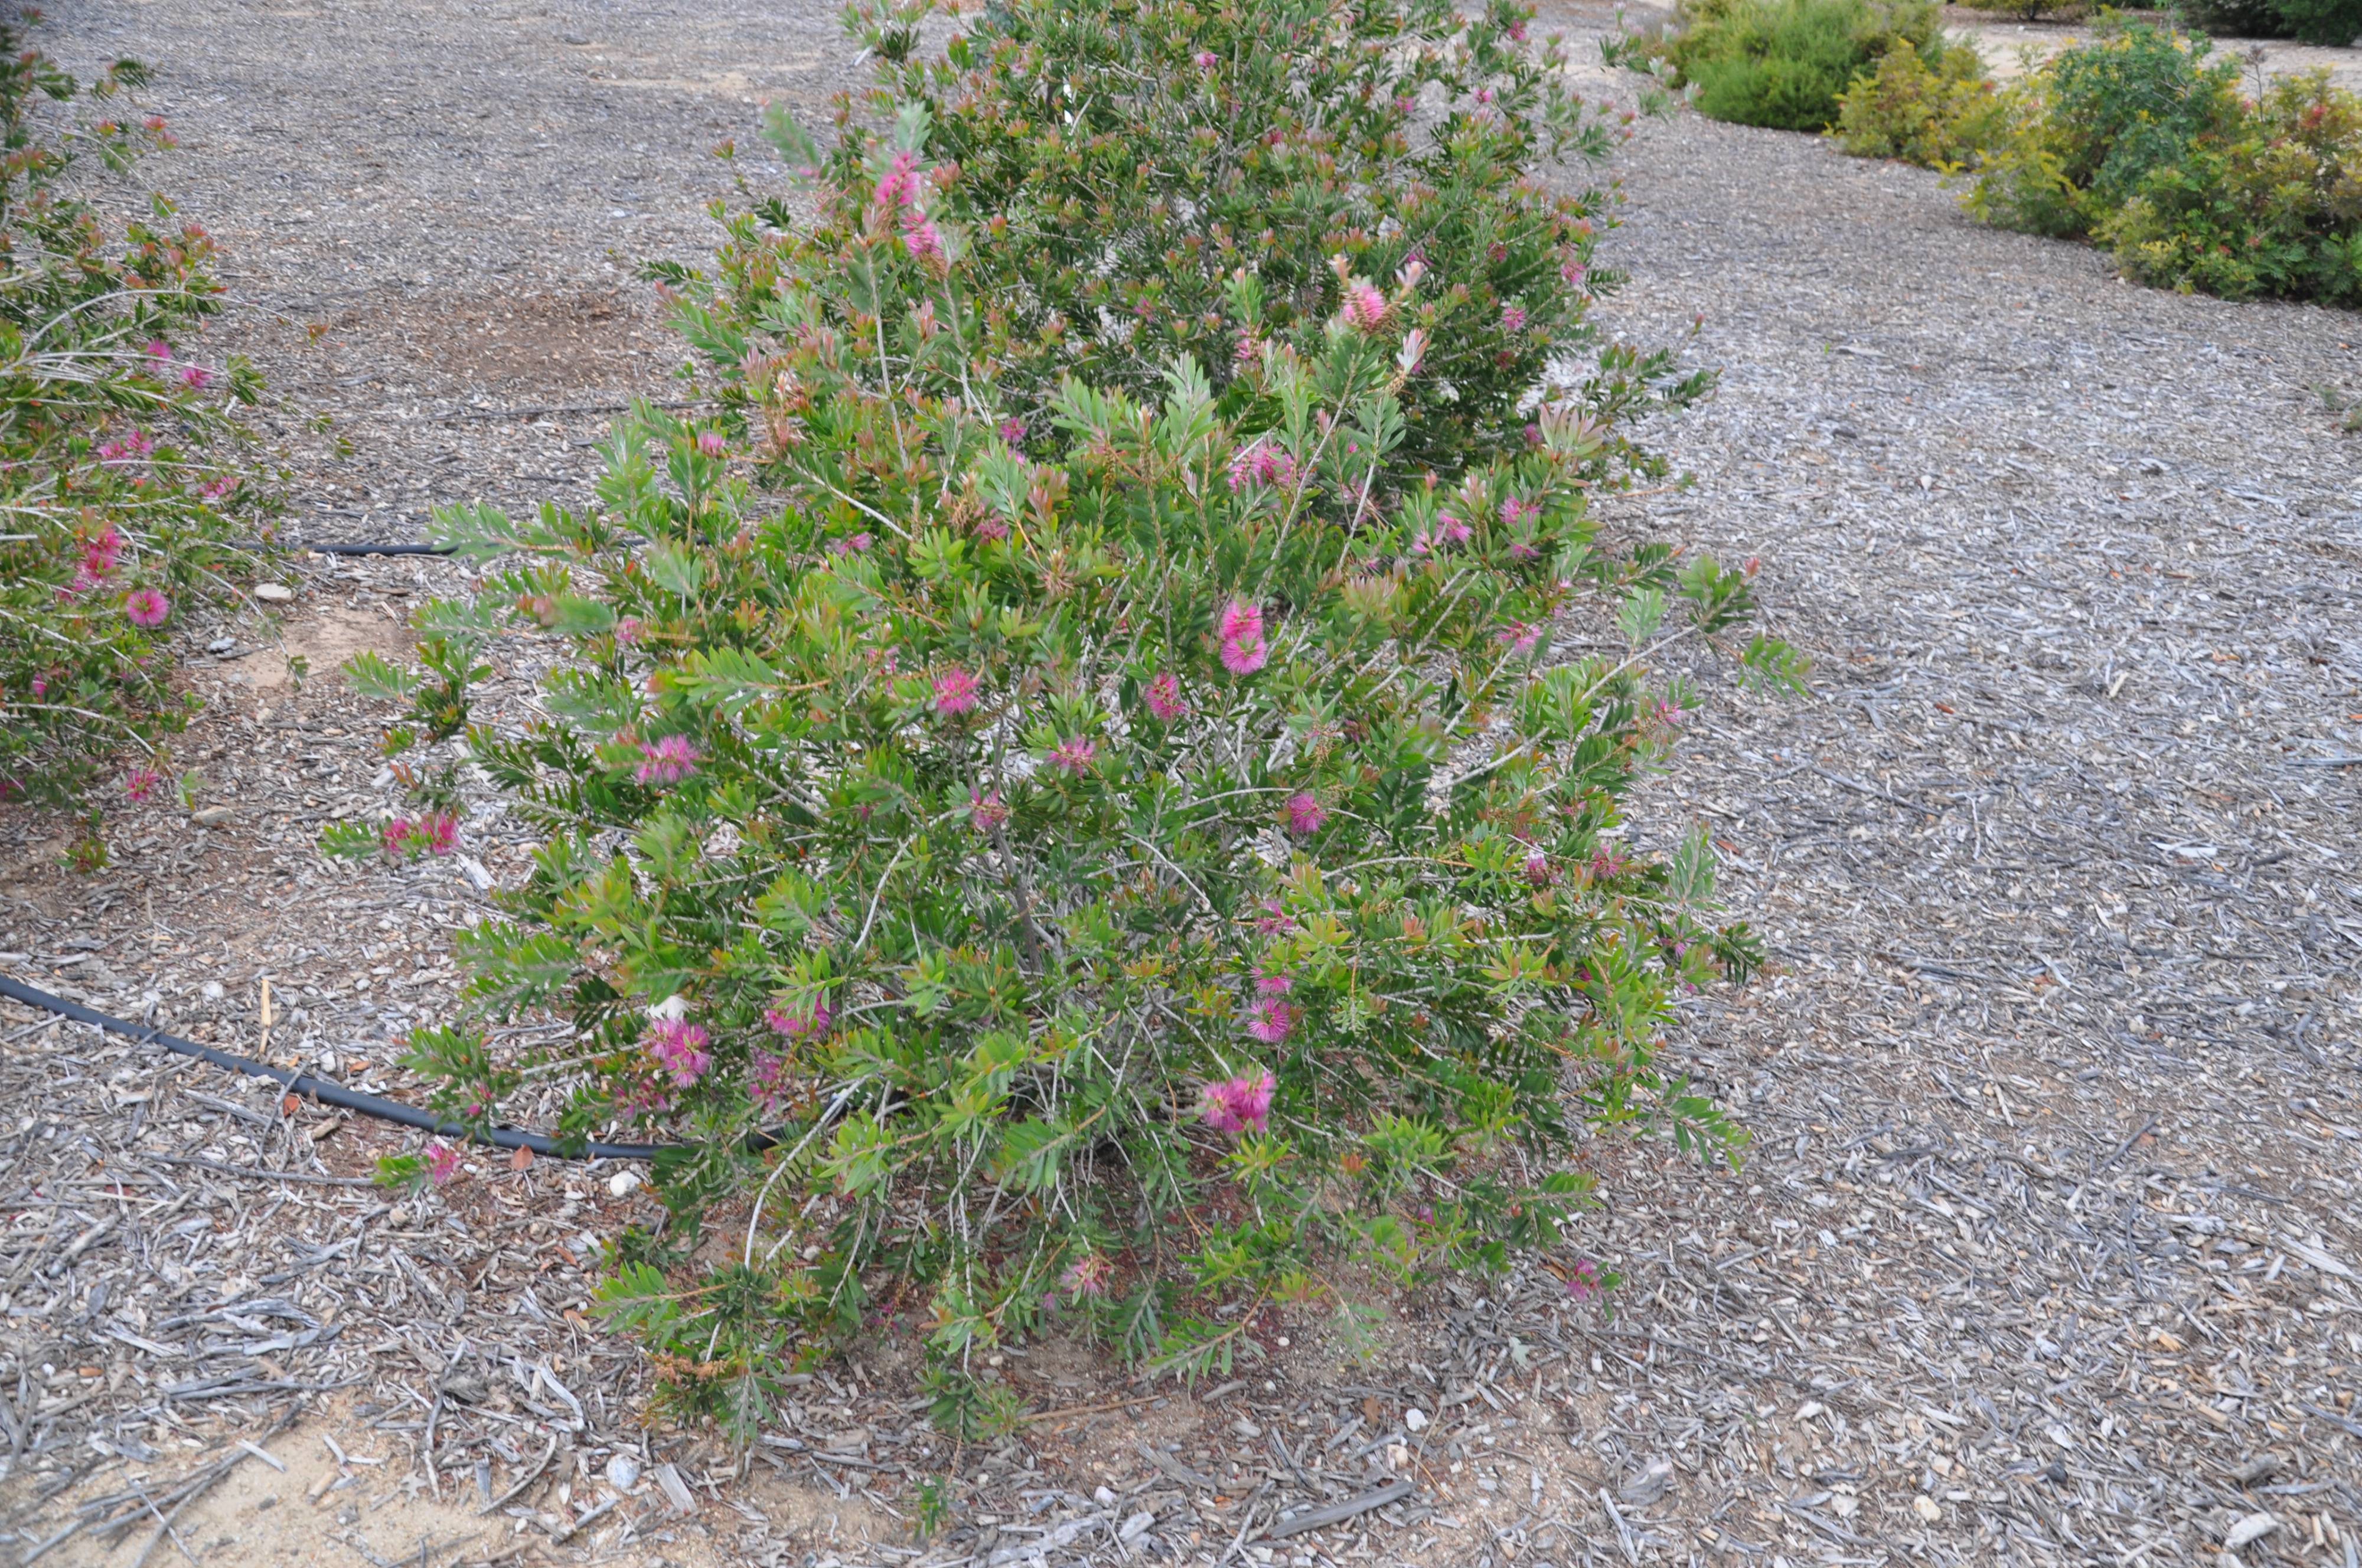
[2,2,2358,1564]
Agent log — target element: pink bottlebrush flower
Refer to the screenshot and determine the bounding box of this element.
[1510,541,1541,561]
[1564,1257,1601,1301]
[647,1018,712,1088]
[145,339,172,361]
[872,150,920,217]
[1245,997,1294,1044]
[1524,849,1552,886]
[1398,326,1427,375]
[125,766,161,802]
[1500,496,1541,530]
[696,430,727,457]
[1501,303,1528,333]
[1440,512,1474,546]
[1226,441,1299,494]
[765,1001,832,1040]
[1342,280,1389,332]
[1253,898,1295,936]
[28,675,45,699]
[1283,792,1327,836]
[200,475,236,500]
[1497,622,1541,655]
[1193,49,1218,69]
[973,512,1010,542]
[1561,259,1588,289]
[122,587,171,628]
[828,531,874,556]
[1254,970,1293,998]
[970,787,1009,831]
[748,1051,794,1112]
[420,811,460,855]
[902,214,944,265]
[180,364,213,391]
[1650,697,1689,731]
[1144,671,1187,721]
[998,416,1028,445]
[83,526,122,579]
[933,666,980,716]
[1221,634,1267,675]
[1062,1252,1115,1299]
[1474,86,1495,106]
[1199,1068,1277,1135]
[1589,847,1630,881]
[614,616,644,646]
[382,818,421,858]
[1234,331,1265,368]
[635,734,702,786]
[424,1141,461,1186]
[1509,18,1529,39]
[1049,735,1097,775]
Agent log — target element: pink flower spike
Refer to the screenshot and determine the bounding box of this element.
[1199,1068,1277,1135]
[614,616,644,646]
[1342,280,1389,332]
[180,364,213,390]
[1283,792,1327,836]
[932,666,980,716]
[765,1001,833,1040]
[1501,303,1528,333]
[1254,970,1293,997]
[144,339,172,361]
[1062,1252,1115,1299]
[421,811,460,855]
[122,587,170,628]
[1144,671,1187,722]
[1441,513,1473,546]
[1245,998,1294,1044]
[1193,49,1218,69]
[998,416,1028,445]
[200,475,236,500]
[969,787,1009,832]
[748,1051,793,1112]
[1220,635,1267,675]
[423,1141,461,1186]
[1048,734,1097,775]
[696,430,727,457]
[1233,331,1265,368]
[635,735,701,786]
[125,766,161,802]
[1564,1257,1601,1301]
[647,1019,712,1088]
[1524,850,1552,886]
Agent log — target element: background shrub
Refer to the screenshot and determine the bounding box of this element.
[0,25,264,848]
[1966,19,2361,303]
[342,0,1802,1435]
[1833,35,2004,164]
[669,0,1708,489]
[1663,0,1941,132]
[2180,0,2362,45]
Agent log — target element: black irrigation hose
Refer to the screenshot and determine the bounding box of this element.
[0,972,666,1162]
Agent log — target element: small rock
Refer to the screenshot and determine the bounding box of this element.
[200,981,225,1001]
[2223,1512,2278,1551]
[607,1169,642,1197]
[207,635,236,654]
[253,583,294,602]
[1093,1485,1117,1507]
[560,31,590,43]
[1403,1407,1428,1432]
[1385,1443,1410,1472]
[604,1453,641,1492]
[191,806,235,827]
[1912,1494,1942,1523]
[1118,1510,1156,1543]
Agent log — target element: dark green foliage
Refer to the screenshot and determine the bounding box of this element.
[1665,0,1942,132]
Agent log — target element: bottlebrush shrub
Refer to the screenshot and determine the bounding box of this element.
[662,0,1707,489]
[341,321,1799,1435]
[0,28,265,838]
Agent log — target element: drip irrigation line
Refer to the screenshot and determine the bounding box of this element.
[0,972,670,1161]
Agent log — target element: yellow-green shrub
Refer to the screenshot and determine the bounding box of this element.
[1832,37,2002,165]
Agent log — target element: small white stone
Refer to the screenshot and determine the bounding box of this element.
[606,1170,642,1197]
[1093,1485,1117,1507]
[253,583,294,602]
[1403,1407,1428,1432]
[1912,1495,1942,1523]
[604,1453,641,1492]
[1385,1443,1411,1472]
[200,981,225,1001]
